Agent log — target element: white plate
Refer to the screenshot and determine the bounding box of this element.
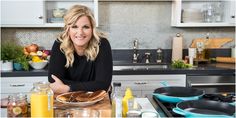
[56,92,105,107]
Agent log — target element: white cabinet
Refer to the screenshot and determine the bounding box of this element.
[1,0,98,27]
[0,76,48,117]
[112,74,186,97]
[0,76,48,98]
[1,0,44,26]
[171,0,235,27]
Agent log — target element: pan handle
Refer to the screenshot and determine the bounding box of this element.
[172,107,190,116]
[173,107,235,118]
[178,96,200,101]
[160,81,169,87]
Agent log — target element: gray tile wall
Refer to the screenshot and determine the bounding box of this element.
[1,1,235,50]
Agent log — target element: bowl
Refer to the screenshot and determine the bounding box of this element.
[53,8,66,18]
[29,60,48,69]
[55,108,99,117]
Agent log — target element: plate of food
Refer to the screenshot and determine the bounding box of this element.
[56,90,107,107]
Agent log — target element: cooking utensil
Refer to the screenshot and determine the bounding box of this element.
[153,87,205,103]
[173,100,235,117]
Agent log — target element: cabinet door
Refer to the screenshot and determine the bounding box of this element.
[1,0,44,25]
[226,0,235,24]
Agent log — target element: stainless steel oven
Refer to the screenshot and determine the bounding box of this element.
[187,75,235,94]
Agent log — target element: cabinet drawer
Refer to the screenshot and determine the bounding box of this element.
[112,80,144,91]
[1,83,34,93]
[145,79,186,90]
[1,76,48,94]
[119,90,142,98]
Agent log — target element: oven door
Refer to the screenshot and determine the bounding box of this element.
[187,75,235,94]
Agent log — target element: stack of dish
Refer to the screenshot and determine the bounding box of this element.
[182,9,203,23]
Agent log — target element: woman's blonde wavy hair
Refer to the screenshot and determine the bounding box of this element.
[58,4,106,68]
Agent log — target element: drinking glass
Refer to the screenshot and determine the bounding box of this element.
[56,108,99,118]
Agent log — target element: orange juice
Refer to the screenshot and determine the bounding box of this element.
[30,82,54,117]
[31,93,54,117]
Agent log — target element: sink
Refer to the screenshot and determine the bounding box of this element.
[113,64,168,71]
[113,60,131,65]
[112,60,169,70]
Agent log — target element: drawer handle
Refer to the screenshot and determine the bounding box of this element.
[10,84,25,87]
[134,82,147,85]
[191,83,235,86]
[38,16,43,19]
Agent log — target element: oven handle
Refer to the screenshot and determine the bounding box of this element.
[190,83,235,87]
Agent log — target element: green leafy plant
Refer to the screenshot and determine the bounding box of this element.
[1,41,29,70]
[171,60,192,69]
[14,56,30,71]
[1,41,23,61]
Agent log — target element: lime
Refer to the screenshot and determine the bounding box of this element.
[13,106,22,115]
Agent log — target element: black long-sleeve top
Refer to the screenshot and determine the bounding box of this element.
[48,38,113,92]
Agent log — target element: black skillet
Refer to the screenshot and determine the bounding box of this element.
[153,86,205,103]
[173,100,235,117]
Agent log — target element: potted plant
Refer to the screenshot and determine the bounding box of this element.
[1,41,29,71]
[13,55,30,71]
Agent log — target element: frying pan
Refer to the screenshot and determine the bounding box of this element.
[173,100,235,117]
[153,86,205,103]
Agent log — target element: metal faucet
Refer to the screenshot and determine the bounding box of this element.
[132,39,139,63]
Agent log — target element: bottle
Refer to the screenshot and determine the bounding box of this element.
[122,88,134,117]
[196,41,205,60]
[204,33,210,59]
[156,48,163,63]
[111,82,122,118]
[7,93,28,117]
[30,81,54,117]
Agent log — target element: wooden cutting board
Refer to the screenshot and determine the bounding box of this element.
[216,57,235,63]
[190,38,233,48]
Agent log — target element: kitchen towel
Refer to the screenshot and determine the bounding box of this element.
[172,34,183,61]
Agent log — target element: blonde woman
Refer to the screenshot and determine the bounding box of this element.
[48,5,112,94]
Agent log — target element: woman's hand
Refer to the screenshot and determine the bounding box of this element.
[49,74,70,94]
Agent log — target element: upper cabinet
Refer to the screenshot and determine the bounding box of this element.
[1,0,98,28]
[1,0,44,26]
[171,0,235,27]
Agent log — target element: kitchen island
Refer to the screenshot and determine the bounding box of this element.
[1,62,235,97]
[1,63,235,116]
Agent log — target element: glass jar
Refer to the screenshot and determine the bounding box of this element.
[203,3,215,23]
[7,93,28,117]
[30,81,54,117]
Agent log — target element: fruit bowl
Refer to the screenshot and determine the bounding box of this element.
[29,60,48,69]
